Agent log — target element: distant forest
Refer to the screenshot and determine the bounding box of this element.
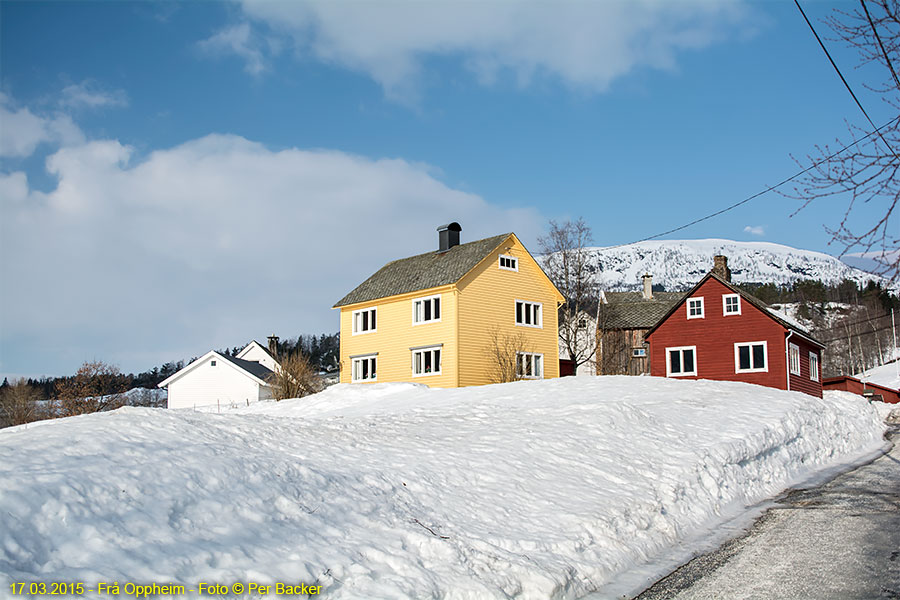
[2,333,339,400]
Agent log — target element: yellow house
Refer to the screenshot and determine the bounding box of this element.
[333,223,565,387]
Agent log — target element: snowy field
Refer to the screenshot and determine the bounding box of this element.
[0,377,888,599]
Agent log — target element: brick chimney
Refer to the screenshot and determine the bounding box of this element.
[437,222,462,252]
[641,273,653,300]
[267,335,279,357]
[712,255,731,282]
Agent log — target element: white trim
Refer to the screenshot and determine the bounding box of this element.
[687,297,705,319]
[666,346,697,377]
[499,254,519,272]
[632,347,647,358]
[352,307,377,335]
[412,294,442,326]
[789,343,801,375]
[411,345,442,377]
[722,294,741,316]
[516,352,544,379]
[515,299,543,328]
[809,351,820,381]
[734,341,768,373]
[351,355,377,382]
[158,350,271,389]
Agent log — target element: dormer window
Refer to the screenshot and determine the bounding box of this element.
[499,255,518,271]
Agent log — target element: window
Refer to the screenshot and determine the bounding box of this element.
[517,352,543,379]
[632,348,647,358]
[352,355,377,382]
[723,294,741,315]
[515,300,542,328]
[210,360,217,366]
[499,255,518,271]
[353,307,376,334]
[412,295,441,325]
[687,297,705,319]
[412,346,441,376]
[789,343,800,375]
[809,352,820,381]
[666,346,697,377]
[735,341,767,373]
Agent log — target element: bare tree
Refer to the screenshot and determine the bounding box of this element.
[55,360,127,417]
[485,327,534,384]
[788,0,900,280]
[539,218,599,372]
[268,351,323,401]
[0,378,43,428]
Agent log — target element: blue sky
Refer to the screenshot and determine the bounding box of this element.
[1,0,896,379]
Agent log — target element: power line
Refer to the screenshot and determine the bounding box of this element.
[859,0,900,91]
[616,115,900,247]
[794,0,900,161]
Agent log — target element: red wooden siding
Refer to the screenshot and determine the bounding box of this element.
[823,376,900,403]
[647,277,823,397]
[787,336,823,398]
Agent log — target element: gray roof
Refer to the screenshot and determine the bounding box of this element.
[218,353,275,382]
[599,291,686,330]
[334,233,511,307]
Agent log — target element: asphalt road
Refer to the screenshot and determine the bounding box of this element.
[634,429,900,600]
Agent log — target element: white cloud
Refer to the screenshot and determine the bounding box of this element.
[233,0,751,101]
[0,93,85,158]
[198,23,268,75]
[743,225,765,236]
[0,132,544,376]
[60,80,129,110]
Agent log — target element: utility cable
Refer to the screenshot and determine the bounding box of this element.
[795,0,900,161]
[859,0,900,91]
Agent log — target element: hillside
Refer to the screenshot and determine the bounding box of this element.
[0,377,886,599]
[576,239,896,292]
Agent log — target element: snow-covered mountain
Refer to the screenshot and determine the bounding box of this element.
[577,239,897,292]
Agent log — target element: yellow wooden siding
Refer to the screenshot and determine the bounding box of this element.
[338,287,459,387]
[457,235,561,386]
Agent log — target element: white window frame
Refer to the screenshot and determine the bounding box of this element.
[411,345,442,377]
[809,351,820,381]
[789,343,801,375]
[666,346,697,377]
[734,341,768,373]
[687,297,705,319]
[517,352,544,379]
[352,307,377,335]
[351,354,377,382]
[632,347,647,358]
[515,300,543,328]
[723,294,741,316]
[499,254,518,272]
[412,294,441,326]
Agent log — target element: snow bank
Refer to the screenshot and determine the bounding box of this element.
[0,377,887,599]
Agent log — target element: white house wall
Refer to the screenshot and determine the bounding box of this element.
[167,356,265,409]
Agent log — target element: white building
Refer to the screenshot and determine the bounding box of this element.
[159,339,280,409]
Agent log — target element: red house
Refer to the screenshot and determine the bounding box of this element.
[644,257,825,398]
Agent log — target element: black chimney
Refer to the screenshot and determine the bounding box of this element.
[437,222,462,252]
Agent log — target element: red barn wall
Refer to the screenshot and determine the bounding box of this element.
[648,277,823,397]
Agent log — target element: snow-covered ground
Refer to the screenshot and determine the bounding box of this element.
[0,377,888,599]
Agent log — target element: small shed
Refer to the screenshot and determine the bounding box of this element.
[822,376,900,403]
